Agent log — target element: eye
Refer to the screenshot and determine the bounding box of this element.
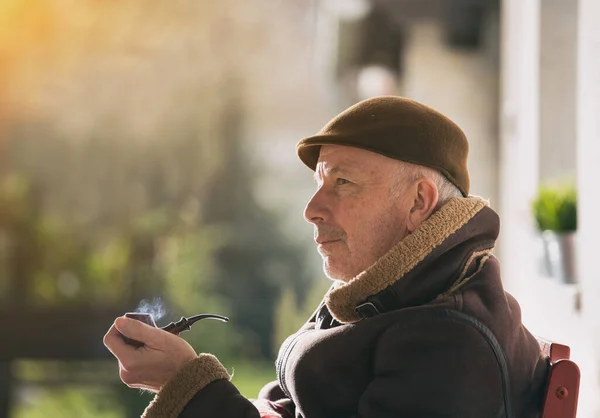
[336,178,350,186]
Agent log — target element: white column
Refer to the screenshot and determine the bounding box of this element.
[576,0,600,415]
[498,0,540,300]
[577,0,600,326]
[539,0,578,183]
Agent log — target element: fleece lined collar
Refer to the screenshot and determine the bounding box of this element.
[325,197,490,323]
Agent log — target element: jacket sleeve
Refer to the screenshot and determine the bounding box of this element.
[358,316,504,418]
[141,353,262,418]
[257,380,287,401]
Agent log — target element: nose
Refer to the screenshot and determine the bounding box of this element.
[303,187,330,224]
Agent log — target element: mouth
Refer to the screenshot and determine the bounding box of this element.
[316,239,341,247]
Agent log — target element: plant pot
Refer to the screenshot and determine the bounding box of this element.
[540,230,577,284]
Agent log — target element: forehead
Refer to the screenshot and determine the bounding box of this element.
[316,145,396,173]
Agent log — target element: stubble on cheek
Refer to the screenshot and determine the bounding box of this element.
[351,204,405,273]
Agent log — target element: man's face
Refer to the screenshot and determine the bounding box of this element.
[304,145,414,282]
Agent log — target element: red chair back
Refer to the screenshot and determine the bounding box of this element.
[537,338,580,418]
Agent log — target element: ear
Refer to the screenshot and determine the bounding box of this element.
[406,178,439,233]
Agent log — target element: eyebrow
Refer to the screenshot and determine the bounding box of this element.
[313,165,353,182]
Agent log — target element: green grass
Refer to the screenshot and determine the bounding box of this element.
[12,359,277,418]
[12,387,125,418]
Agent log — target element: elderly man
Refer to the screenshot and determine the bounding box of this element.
[104,96,548,417]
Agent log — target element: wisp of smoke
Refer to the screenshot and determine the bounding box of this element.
[136,297,167,321]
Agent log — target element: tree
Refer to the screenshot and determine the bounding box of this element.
[203,83,310,360]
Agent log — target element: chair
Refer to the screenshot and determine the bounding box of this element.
[537,338,580,418]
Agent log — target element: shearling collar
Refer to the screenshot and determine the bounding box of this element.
[325,197,498,323]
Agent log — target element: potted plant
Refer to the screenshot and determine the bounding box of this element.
[532,181,577,283]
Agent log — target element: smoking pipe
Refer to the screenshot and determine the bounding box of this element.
[160,313,229,333]
[119,312,229,348]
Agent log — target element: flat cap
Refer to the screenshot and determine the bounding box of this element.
[296,96,470,197]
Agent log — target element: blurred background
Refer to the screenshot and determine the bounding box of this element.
[1,0,599,416]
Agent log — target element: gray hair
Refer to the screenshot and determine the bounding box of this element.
[391,161,463,208]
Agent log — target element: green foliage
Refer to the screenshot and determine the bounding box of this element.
[13,362,277,418]
[158,224,246,362]
[13,387,126,418]
[273,280,330,354]
[0,174,31,219]
[1,92,315,416]
[532,181,577,232]
[199,95,312,361]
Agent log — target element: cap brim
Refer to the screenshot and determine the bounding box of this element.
[297,134,401,171]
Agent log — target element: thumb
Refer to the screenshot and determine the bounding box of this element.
[115,317,158,343]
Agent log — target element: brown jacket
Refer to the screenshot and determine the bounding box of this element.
[142,198,548,418]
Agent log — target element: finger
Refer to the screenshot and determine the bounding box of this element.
[103,323,127,356]
[115,317,163,346]
[104,320,141,358]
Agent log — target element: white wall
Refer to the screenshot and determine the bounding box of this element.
[401,22,500,208]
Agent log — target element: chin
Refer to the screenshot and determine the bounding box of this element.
[323,263,354,283]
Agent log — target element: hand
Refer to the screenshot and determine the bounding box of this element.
[103,317,198,393]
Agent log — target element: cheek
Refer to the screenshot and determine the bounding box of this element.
[345,200,405,251]
[333,199,364,235]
